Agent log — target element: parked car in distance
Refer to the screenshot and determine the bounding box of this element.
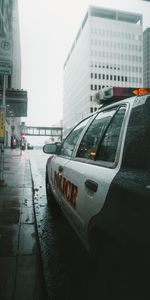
[27,143,34,150]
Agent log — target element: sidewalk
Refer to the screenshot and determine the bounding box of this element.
[0,148,46,300]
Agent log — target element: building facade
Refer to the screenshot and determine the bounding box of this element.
[63,6,143,134]
[143,28,150,88]
[0,0,27,147]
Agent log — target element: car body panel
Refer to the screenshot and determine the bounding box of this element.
[44,94,150,255]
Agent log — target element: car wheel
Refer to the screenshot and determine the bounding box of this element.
[89,233,108,298]
[45,171,55,206]
[92,234,132,300]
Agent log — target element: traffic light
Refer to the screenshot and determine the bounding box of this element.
[21,134,26,139]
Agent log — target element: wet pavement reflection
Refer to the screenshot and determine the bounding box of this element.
[0,149,46,300]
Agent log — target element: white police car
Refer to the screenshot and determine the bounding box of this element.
[43,88,150,265]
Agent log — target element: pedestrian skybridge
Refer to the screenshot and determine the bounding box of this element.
[22,126,63,141]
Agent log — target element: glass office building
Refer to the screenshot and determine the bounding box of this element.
[63,6,143,134]
[143,28,150,88]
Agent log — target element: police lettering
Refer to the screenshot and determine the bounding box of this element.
[54,171,78,208]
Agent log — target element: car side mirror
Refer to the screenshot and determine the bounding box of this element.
[43,143,57,154]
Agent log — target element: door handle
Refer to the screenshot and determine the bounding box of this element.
[85,179,98,192]
[58,165,63,172]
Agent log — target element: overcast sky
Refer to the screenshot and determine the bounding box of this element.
[18,0,150,134]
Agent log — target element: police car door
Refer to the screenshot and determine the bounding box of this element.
[61,104,129,247]
[50,117,93,208]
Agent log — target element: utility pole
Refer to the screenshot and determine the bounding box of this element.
[0,75,6,185]
[0,2,13,185]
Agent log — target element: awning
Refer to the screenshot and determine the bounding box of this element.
[0,88,28,117]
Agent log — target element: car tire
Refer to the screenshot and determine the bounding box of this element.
[89,232,109,298]
[92,233,132,300]
[45,170,56,207]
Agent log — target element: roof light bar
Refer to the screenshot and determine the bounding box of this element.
[94,87,150,105]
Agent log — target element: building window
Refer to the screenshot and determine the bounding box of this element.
[8,75,11,88]
[0,75,3,89]
[90,107,93,113]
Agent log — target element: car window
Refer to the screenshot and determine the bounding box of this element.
[60,116,91,157]
[96,106,126,162]
[76,107,117,160]
[76,105,126,163]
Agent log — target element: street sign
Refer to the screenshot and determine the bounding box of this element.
[0,106,5,143]
[0,60,12,75]
[0,37,12,75]
[0,1,13,75]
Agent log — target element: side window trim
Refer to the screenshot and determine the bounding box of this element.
[72,113,99,157]
[112,102,130,166]
[95,104,127,162]
[95,105,121,157]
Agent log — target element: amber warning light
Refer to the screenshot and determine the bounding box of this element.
[133,88,150,96]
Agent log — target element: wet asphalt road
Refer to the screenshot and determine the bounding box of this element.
[29,149,97,300]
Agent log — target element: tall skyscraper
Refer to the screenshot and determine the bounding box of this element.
[143,28,150,88]
[63,6,143,134]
